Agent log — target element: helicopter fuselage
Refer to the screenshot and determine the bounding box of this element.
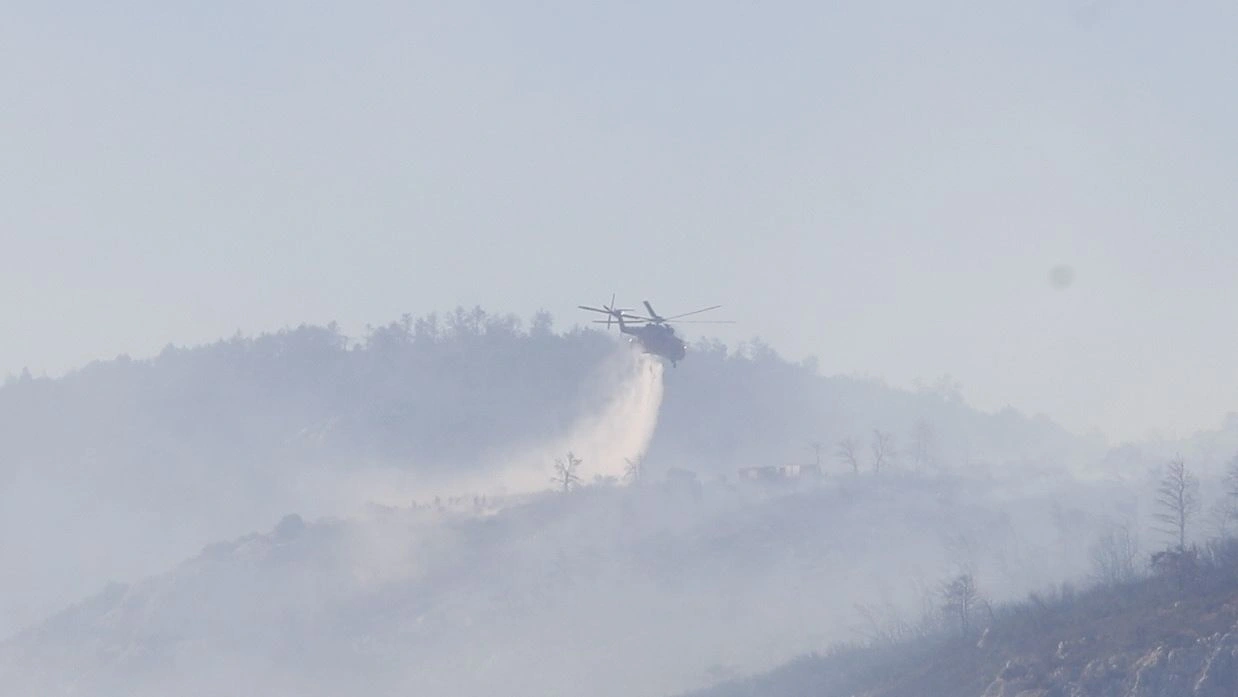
[579,297,726,367]
[617,318,687,365]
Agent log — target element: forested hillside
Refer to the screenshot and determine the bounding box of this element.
[0,308,1101,642]
[1,308,1093,480]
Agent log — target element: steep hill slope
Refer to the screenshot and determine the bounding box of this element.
[682,543,1238,697]
[0,467,1144,697]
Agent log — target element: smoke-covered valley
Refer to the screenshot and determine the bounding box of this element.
[5,311,1238,696]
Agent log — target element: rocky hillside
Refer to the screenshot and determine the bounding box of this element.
[685,542,1238,697]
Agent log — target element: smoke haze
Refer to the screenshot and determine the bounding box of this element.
[5,1,1238,441]
[4,2,1238,696]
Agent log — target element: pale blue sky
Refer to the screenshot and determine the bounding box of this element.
[4,1,1237,441]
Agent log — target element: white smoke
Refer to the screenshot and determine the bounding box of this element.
[299,345,668,513]
[485,345,666,494]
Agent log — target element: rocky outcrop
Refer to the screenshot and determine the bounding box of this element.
[980,660,1045,697]
[1192,630,1238,697]
[1128,645,1206,697]
[980,623,1238,697]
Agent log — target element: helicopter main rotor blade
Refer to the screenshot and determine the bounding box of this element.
[662,305,722,320]
[663,319,734,324]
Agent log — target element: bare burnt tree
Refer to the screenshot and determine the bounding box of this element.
[623,455,644,485]
[552,451,583,492]
[1154,455,1199,553]
[939,573,982,637]
[870,429,895,474]
[836,437,861,475]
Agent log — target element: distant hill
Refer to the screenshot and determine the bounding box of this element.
[0,309,613,477]
[0,308,1105,640]
[0,308,1096,483]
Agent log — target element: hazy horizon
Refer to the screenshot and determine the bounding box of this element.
[6,303,1238,446]
[6,1,1238,442]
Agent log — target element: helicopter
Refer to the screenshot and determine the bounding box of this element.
[578,295,732,366]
